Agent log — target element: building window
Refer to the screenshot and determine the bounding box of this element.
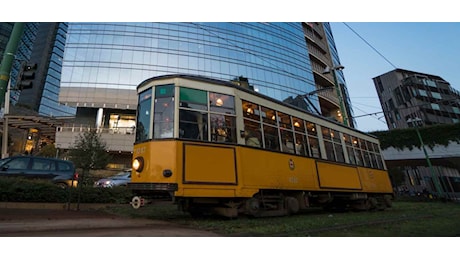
[430,103,440,110]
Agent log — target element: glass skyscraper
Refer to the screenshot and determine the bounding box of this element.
[56,22,346,168]
[18,22,76,117]
[61,22,317,108]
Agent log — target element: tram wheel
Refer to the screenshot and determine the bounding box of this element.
[245,198,261,217]
[285,197,300,215]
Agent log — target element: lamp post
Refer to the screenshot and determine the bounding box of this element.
[407,117,443,199]
[323,65,349,127]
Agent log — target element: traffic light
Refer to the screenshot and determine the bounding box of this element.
[18,63,37,90]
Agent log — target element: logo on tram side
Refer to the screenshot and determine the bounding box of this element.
[288,159,295,170]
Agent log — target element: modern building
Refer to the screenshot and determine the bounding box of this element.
[51,22,353,169]
[302,22,355,128]
[373,68,460,130]
[17,22,76,118]
[373,68,460,198]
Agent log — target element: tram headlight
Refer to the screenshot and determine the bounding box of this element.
[132,157,144,172]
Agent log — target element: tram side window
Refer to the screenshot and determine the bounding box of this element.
[280,129,295,154]
[179,87,208,141]
[136,88,152,142]
[211,114,236,143]
[293,117,307,156]
[353,139,364,167]
[373,143,385,169]
[153,85,174,139]
[308,136,321,158]
[322,127,335,161]
[210,92,236,143]
[263,124,280,151]
[261,106,277,125]
[343,134,357,165]
[360,139,371,167]
[243,119,262,147]
[242,100,260,121]
[294,132,307,156]
[306,121,320,158]
[321,127,345,163]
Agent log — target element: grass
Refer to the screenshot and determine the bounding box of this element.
[103,200,460,237]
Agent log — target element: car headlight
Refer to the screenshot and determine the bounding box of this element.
[132,157,144,172]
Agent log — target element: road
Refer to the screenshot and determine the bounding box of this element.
[0,207,220,237]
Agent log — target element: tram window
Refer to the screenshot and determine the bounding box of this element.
[308,136,321,158]
[363,151,371,167]
[376,154,384,169]
[263,125,280,151]
[370,153,378,168]
[347,146,356,164]
[373,143,380,153]
[324,141,335,161]
[366,141,375,152]
[280,129,295,154]
[334,143,345,163]
[292,117,305,132]
[180,87,207,110]
[243,119,262,147]
[294,133,307,156]
[210,114,236,143]
[154,99,174,139]
[278,112,291,129]
[179,110,208,140]
[242,100,260,121]
[136,88,152,142]
[321,127,331,140]
[306,121,317,136]
[210,92,235,114]
[261,106,277,125]
[331,129,340,142]
[354,149,364,166]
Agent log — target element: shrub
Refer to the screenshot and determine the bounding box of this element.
[0,177,132,204]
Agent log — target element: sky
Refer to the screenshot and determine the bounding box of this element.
[330,22,460,132]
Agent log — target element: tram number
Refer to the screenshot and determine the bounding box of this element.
[288,176,298,184]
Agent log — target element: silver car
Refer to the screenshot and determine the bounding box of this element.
[94,170,131,188]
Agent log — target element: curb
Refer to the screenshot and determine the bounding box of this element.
[0,202,119,211]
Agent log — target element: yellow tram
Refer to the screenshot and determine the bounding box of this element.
[128,74,393,217]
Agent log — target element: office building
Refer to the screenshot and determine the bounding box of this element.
[373,68,460,129]
[374,68,460,198]
[302,22,355,128]
[17,22,76,118]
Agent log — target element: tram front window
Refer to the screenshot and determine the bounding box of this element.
[153,84,175,139]
[136,88,152,142]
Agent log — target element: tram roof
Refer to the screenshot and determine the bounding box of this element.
[137,74,377,139]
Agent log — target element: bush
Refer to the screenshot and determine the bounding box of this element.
[0,177,132,204]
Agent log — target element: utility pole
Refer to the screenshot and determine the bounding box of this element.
[0,23,25,158]
[0,22,25,109]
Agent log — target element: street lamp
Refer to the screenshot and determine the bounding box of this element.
[407,116,444,199]
[323,65,349,127]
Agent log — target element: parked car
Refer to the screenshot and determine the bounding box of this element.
[0,155,78,188]
[94,170,131,188]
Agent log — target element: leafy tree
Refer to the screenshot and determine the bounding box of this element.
[68,129,111,171]
[68,129,112,209]
[36,143,57,158]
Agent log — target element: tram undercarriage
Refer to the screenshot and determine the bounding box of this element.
[132,191,393,218]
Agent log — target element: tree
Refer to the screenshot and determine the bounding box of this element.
[36,143,57,158]
[68,129,111,210]
[69,129,111,171]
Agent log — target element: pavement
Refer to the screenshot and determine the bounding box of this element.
[0,202,220,237]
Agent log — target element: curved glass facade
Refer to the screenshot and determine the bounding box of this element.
[61,22,317,107]
[323,23,355,128]
[39,23,76,117]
